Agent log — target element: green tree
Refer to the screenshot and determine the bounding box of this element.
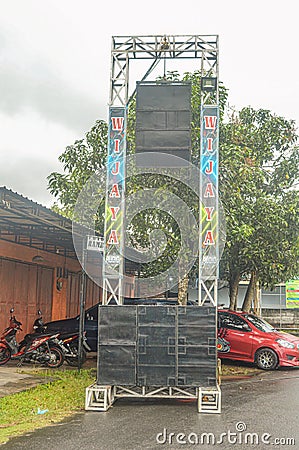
[48,119,108,230]
[220,107,299,311]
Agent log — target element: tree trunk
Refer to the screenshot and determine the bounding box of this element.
[178,274,189,305]
[253,280,261,316]
[229,271,240,310]
[242,271,256,312]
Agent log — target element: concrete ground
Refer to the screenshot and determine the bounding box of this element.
[0,362,50,398]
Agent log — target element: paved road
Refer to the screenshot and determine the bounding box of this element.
[3,369,299,450]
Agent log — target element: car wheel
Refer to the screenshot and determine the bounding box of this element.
[255,348,278,370]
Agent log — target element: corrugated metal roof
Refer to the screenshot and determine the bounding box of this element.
[0,186,77,258]
[0,187,138,273]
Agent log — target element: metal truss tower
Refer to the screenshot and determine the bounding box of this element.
[102,34,219,306]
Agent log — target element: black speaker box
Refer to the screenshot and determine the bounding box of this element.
[97,305,217,387]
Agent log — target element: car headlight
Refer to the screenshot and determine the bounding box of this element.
[276,339,295,349]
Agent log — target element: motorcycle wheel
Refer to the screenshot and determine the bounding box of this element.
[45,345,64,368]
[0,345,11,365]
[65,347,87,367]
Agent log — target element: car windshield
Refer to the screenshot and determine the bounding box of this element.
[245,315,276,333]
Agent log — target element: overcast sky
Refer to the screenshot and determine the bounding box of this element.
[1,0,298,206]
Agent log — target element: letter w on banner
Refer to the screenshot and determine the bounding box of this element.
[200,105,219,279]
[104,106,126,271]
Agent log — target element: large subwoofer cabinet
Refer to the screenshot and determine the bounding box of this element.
[97,305,217,387]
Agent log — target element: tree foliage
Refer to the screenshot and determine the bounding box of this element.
[48,119,108,230]
[220,107,299,310]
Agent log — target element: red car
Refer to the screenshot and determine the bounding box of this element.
[217,309,299,370]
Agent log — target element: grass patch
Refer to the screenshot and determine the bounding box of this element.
[221,361,262,377]
[0,369,96,445]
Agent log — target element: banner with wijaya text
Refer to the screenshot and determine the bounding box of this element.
[200,105,219,280]
[104,107,126,273]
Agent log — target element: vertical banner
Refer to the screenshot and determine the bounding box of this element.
[286,279,299,308]
[200,105,219,280]
[103,107,126,279]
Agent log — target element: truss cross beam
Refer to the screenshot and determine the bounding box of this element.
[110,34,218,106]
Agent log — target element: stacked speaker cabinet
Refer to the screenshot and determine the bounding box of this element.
[97,306,137,385]
[97,305,217,387]
[177,307,217,387]
[137,306,177,386]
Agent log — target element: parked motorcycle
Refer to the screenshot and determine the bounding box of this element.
[58,331,90,366]
[0,309,64,368]
[32,310,91,367]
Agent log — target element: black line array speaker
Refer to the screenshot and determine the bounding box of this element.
[97,305,217,387]
[135,82,191,167]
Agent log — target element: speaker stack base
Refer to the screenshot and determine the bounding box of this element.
[85,383,221,413]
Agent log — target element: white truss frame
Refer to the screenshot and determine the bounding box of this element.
[110,34,218,106]
[104,34,219,306]
[85,383,221,413]
[199,279,218,306]
[103,276,123,304]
